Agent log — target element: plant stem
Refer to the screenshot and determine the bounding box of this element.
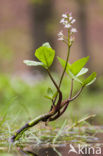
[66,86,84,103]
[47,69,61,94]
[59,79,73,115]
[59,30,70,87]
[53,33,70,104]
[50,79,73,121]
[11,102,62,142]
[11,70,63,142]
[47,69,62,109]
[11,86,83,142]
[59,45,70,88]
[11,110,56,142]
[69,79,73,98]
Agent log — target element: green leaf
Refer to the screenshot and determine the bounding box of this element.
[57,56,82,83]
[76,68,88,77]
[45,95,53,100]
[70,56,89,75]
[23,60,43,66]
[47,88,53,97]
[42,42,51,48]
[52,91,58,99]
[82,72,96,86]
[35,44,55,68]
[45,88,58,101]
[57,56,71,71]
[45,88,53,101]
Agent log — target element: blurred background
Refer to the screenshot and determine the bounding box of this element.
[0,0,103,127]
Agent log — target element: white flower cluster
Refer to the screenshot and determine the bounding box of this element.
[58,12,77,42]
[58,31,64,41]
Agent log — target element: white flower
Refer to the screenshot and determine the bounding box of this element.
[58,31,64,40]
[58,37,64,41]
[71,19,76,24]
[60,12,76,30]
[65,24,71,28]
[69,16,73,21]
[70,36,75,43]
[62,14,68,18]
[71,28,77,33]
[60,18,65,23]
[58,12,77,42]
[58,31,63,36]
[60,18,68,25]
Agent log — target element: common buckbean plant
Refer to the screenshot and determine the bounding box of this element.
[11,12,96,142]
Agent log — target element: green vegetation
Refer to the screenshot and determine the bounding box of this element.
[0,74,103,155]
[0,10,103,155]
[10,12,97,142]
[0,74,103,128]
